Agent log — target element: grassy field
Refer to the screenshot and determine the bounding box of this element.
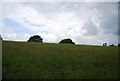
[2,41,118,79]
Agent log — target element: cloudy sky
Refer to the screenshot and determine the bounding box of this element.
[1,0,119,46]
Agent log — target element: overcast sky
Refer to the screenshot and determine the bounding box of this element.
[1,1,119,46]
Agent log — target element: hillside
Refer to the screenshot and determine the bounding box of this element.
[2,41,118,79]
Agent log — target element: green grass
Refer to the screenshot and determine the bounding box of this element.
[2,41,118,79]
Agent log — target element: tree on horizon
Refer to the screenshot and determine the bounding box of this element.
[59,38,75,44]
[27,35,43,43]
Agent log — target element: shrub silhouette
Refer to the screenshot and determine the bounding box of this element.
[110,44,116,47]
[27,35,43,42]
[118,44,120,47]
[103,43,107,46]
[59,38,75,44]
[0,34,3,41]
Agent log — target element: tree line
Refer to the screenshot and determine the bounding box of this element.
[27,35,120,47]
[27,35,75,44]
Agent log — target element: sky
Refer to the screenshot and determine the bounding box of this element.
[0,0,119,46]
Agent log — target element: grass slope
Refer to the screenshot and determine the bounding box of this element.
[2,41,118,79]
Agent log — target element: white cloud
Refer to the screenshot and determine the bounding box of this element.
[1,0,119,2]
[3,3,46,31]
[0,2,2,34]
[2,2,118,46]
[23,34,31,41]
[37,32,58,43]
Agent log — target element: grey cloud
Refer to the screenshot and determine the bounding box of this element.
[2,2,118,45]
[83,19,98,36]
[95,2,118,36]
